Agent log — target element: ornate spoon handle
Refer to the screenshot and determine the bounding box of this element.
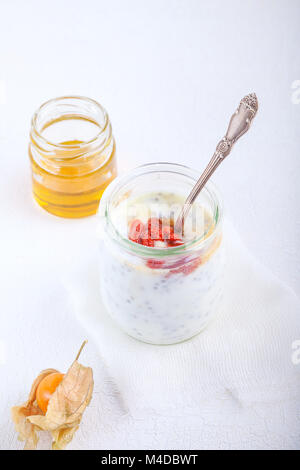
[175,93,258,234]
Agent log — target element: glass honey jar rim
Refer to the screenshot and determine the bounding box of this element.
[30,95,112,159]
[99,162,223,259]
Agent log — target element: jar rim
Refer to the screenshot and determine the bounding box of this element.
[99,162,223,258]
[31,95,110,150]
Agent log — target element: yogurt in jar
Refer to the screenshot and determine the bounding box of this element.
[98,166,224,345]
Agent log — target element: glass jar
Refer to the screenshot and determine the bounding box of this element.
[97,163,224,345]
[29,96,117,218]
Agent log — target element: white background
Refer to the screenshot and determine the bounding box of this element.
[0,0,299,295]
[0,0,300,450]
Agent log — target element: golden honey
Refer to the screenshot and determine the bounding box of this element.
[29,97,117,218]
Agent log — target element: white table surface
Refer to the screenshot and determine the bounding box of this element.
[0,0,299,450]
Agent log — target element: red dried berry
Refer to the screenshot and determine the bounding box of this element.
[167,239,184,247]
[128,219,145,242]
[146,259,164,269]
[162,225,184,247]
[162,226,173,241]
[147,217,163,241]
[141,237,155,247]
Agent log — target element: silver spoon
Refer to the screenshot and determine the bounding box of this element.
[174,93,259,235]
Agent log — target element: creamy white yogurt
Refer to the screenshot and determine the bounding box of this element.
[99,191,224,345]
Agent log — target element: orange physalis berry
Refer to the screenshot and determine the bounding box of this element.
[36,372,64,414]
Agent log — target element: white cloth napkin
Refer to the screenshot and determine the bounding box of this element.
[65,220,300,450]
[1,220,300,450]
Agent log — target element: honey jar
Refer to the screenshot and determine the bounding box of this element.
[29,96,117,218]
